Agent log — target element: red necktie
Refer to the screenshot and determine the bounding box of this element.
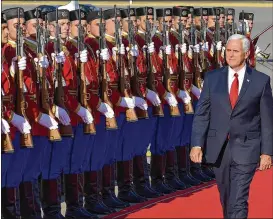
[229,73,239,109]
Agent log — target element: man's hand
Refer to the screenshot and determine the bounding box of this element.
[190,147,203,163]
[259,154,272,171]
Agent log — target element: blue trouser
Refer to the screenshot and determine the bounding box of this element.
[169,103,185,150]
[64,124,94,174]
[150,105,176,155]
[1,153,13,188]
[115,112,138,162]
[22,136,48,182]
[5,132,30,188]
[133,107,158,156]
[83,116,110,172]
[41,137,72,180]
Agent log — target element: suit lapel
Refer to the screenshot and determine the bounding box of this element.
[233,66,252,110]
[220,67,232,114]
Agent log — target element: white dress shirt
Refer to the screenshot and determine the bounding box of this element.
[228,65,246,95]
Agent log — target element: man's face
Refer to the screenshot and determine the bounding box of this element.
[26,18,43,37]
[219,13,225,28]
[157,16,172,32]
[7,18,25,41]
[137,15,153,32]
[208,15,216,29]
[247,19,253,33]
[105,16,120,36]
[70,20,87,38]
[121,16,137,33]
[203,16,208,24]
[88,19,102,37]
[227,15,234,24]
[186,13,192,28]
[2,23,9,44]
[194,16,201,28]
[49,19,70,39]
[226,39,249,69]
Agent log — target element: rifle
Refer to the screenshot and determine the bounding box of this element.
[77,9,96,134]
[200,7,207,73]
[128,6,148,119]
[1,93,14,153]
[178,19,194,114]
[145,8,164,117]
[37,9,62,141]
[114,5,138,122]
[15,8,33,148]
[224,9,229,44]
[98,8,118,130]
[162,10,180,117]
[214,8,221,68]
[241,10,245,36]
[53,8,74,137]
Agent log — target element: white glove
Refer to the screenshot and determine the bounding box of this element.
[119,44,125,55]
[191,85,201,99]
[127,45,139,57]
[119,97,135,109]
[100,48,110,61]
[10,113,31,134]
[54,106,71,125]
[165,45,172,55]
[148,42,155,54]
[178,90,192,104]
[38,113,59,130]
[193,44,200,53]
[164,92,178,107]
[97,102,115,118]
[51,51,66,64]
[34,56,49,68]
[216,41,222,51]
[13,56,27,71]
[201,42,209,52]
[132,96,148,110]
[146,89,161,106]
[181,43,187,54]
[76,106,94,124]
[80,49,88,63]
[1,118,10,134]
[255,46,261,55]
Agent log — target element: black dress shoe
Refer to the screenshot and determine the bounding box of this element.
[118,189,147,203]
[85,200,116,215]
[191,168,212,182]
[179,171,202,186]
[103,192,130,209]
[201,166,215,178]
[166,177,187,190]
[135,185,163,198]
[65,206,99,219]
[152,181,176,194]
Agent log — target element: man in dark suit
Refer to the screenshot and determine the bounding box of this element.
[190,34,273,219]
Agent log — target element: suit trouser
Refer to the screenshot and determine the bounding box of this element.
[213,142,257,219]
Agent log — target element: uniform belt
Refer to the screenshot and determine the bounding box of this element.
[170,75,178,80]
[88,89,99,95]
[68,90,78,97]
[108,83,118,89]
[25,94,37,101]
[2,95,13,103]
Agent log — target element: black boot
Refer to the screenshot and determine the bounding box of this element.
[117,160,147,203]
[201,165,215,179]
[133,155,163,198]
[41,178,65,219]
[151,154,176,194]
[165,150,187,190]
[1,187,20,219]
[190,164,213,182]
[64,174,98,219]
[84,171,116,215]
[102,164,130,209]
[176,146,202,186]
[19,181,42,219]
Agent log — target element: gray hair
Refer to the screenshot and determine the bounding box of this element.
[226,34,250,53]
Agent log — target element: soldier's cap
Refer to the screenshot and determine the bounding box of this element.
[120,8,136,18]
[47,9,70,22]
[103,8,121,20]
[156,8,173,18]
[37,5,56,20]
[87,10,100,23]
[136,7,154,17]
[173,7,189,17]
[180,6,194,14]
[193,8,208,17]
[207,8,218,16]
[79,4,98,13]
[227,8,235,15]
[24,8,42,22]
[2,13,7,24]
[239,12,254,21]
[215,7,225,14]
[2,7,24,21]
[70,9,87,21]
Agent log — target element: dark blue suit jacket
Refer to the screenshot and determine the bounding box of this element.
[191,66,273,164]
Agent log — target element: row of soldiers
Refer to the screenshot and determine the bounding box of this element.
[1,4,257,219]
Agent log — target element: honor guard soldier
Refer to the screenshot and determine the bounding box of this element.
[120,7,161,199]
[227,8,235,25]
